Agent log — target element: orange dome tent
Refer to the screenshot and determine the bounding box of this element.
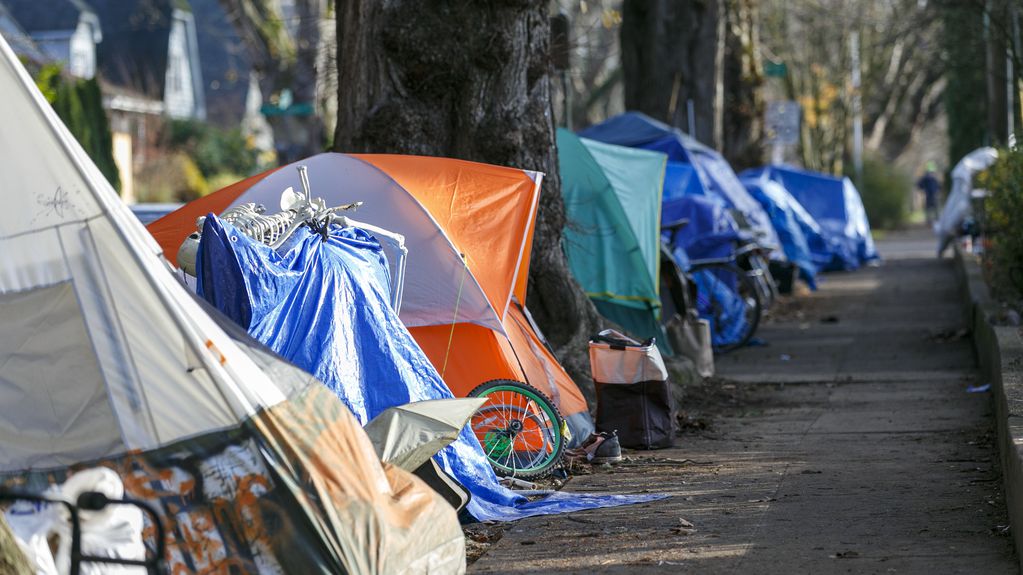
[148,153,595,442]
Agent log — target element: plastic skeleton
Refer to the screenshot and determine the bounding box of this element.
[178,165,408,313]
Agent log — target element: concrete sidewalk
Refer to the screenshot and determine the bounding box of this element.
[469,228,1017,574]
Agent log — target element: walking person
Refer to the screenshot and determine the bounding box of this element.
[917,161,941,225]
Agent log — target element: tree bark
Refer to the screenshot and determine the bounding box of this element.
[333,0,603,391]
[721,0,765,169]
[621,0,725,148]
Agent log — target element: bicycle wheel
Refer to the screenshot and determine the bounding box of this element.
[467,379,565,480]
[690,263,762,353]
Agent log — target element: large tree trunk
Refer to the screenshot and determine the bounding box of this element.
[621,0,725,148]
[721,0,765,169]
[333,0,603,392]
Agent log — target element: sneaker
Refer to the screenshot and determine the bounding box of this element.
[564,431,622,464]
[589,431,622,464]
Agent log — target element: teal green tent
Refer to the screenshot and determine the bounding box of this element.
[557,129,670,354]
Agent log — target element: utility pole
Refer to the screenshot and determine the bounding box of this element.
[850,30,863,187]
[1012,2,1022,145]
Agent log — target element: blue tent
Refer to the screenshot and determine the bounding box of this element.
[579,112,781,252]
[739,172,826,289]
[744,166,879,270]
[664,161,710,201]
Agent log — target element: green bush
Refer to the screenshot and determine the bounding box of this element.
[135,153,209,203]
[976,148,1023,300]
[35,64,121,191]
[165,120,257,179]
[857,156,910,230]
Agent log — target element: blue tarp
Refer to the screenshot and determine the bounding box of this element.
[579,112,782,252]
[691,269,749,347]
[195,216,664,522]
[661,194,743,263]
[664,162,711,202]
[744,166,879,270]
[659,195,749,346]
[739,172,823,289]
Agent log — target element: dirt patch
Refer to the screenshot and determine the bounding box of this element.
[464,523,506,566]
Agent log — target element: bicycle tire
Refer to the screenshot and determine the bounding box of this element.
[467,379,565,480]
[690,262,762,353]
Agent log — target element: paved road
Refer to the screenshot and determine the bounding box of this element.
[470,228,1017,574]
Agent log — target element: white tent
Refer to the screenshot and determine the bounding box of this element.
[936,147,998,255]
[0,34,464,574]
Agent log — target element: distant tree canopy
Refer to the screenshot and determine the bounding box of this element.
[759,0,944,174]
[36,63,120,191]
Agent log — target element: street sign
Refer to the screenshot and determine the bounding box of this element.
[765,61,787,77]
[765,101,801,145]
[260,102,314,117]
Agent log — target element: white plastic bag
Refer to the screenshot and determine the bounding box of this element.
[665,315,715,378]
[4,467,146,575]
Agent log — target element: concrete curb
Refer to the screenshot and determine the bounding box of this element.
[954,245,1023,570]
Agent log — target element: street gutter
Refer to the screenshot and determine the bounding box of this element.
[955,243,1023,572]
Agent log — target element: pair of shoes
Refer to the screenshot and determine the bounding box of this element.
[564,431,623,464]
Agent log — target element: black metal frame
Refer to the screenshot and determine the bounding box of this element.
[0,488,166,575]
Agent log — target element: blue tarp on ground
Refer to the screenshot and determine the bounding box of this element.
[744,165,879,270]
[195,216,665,522]
[739,172,824,289]
[579,112,782,252]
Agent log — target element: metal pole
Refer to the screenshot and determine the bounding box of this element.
[850,31,863,187]
[687,99,696,140]
[985,1,994,146]
[563,70,572,131]
[771,142,784,165]
[1012,2,1022,144]
[1009,52,1015,145]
